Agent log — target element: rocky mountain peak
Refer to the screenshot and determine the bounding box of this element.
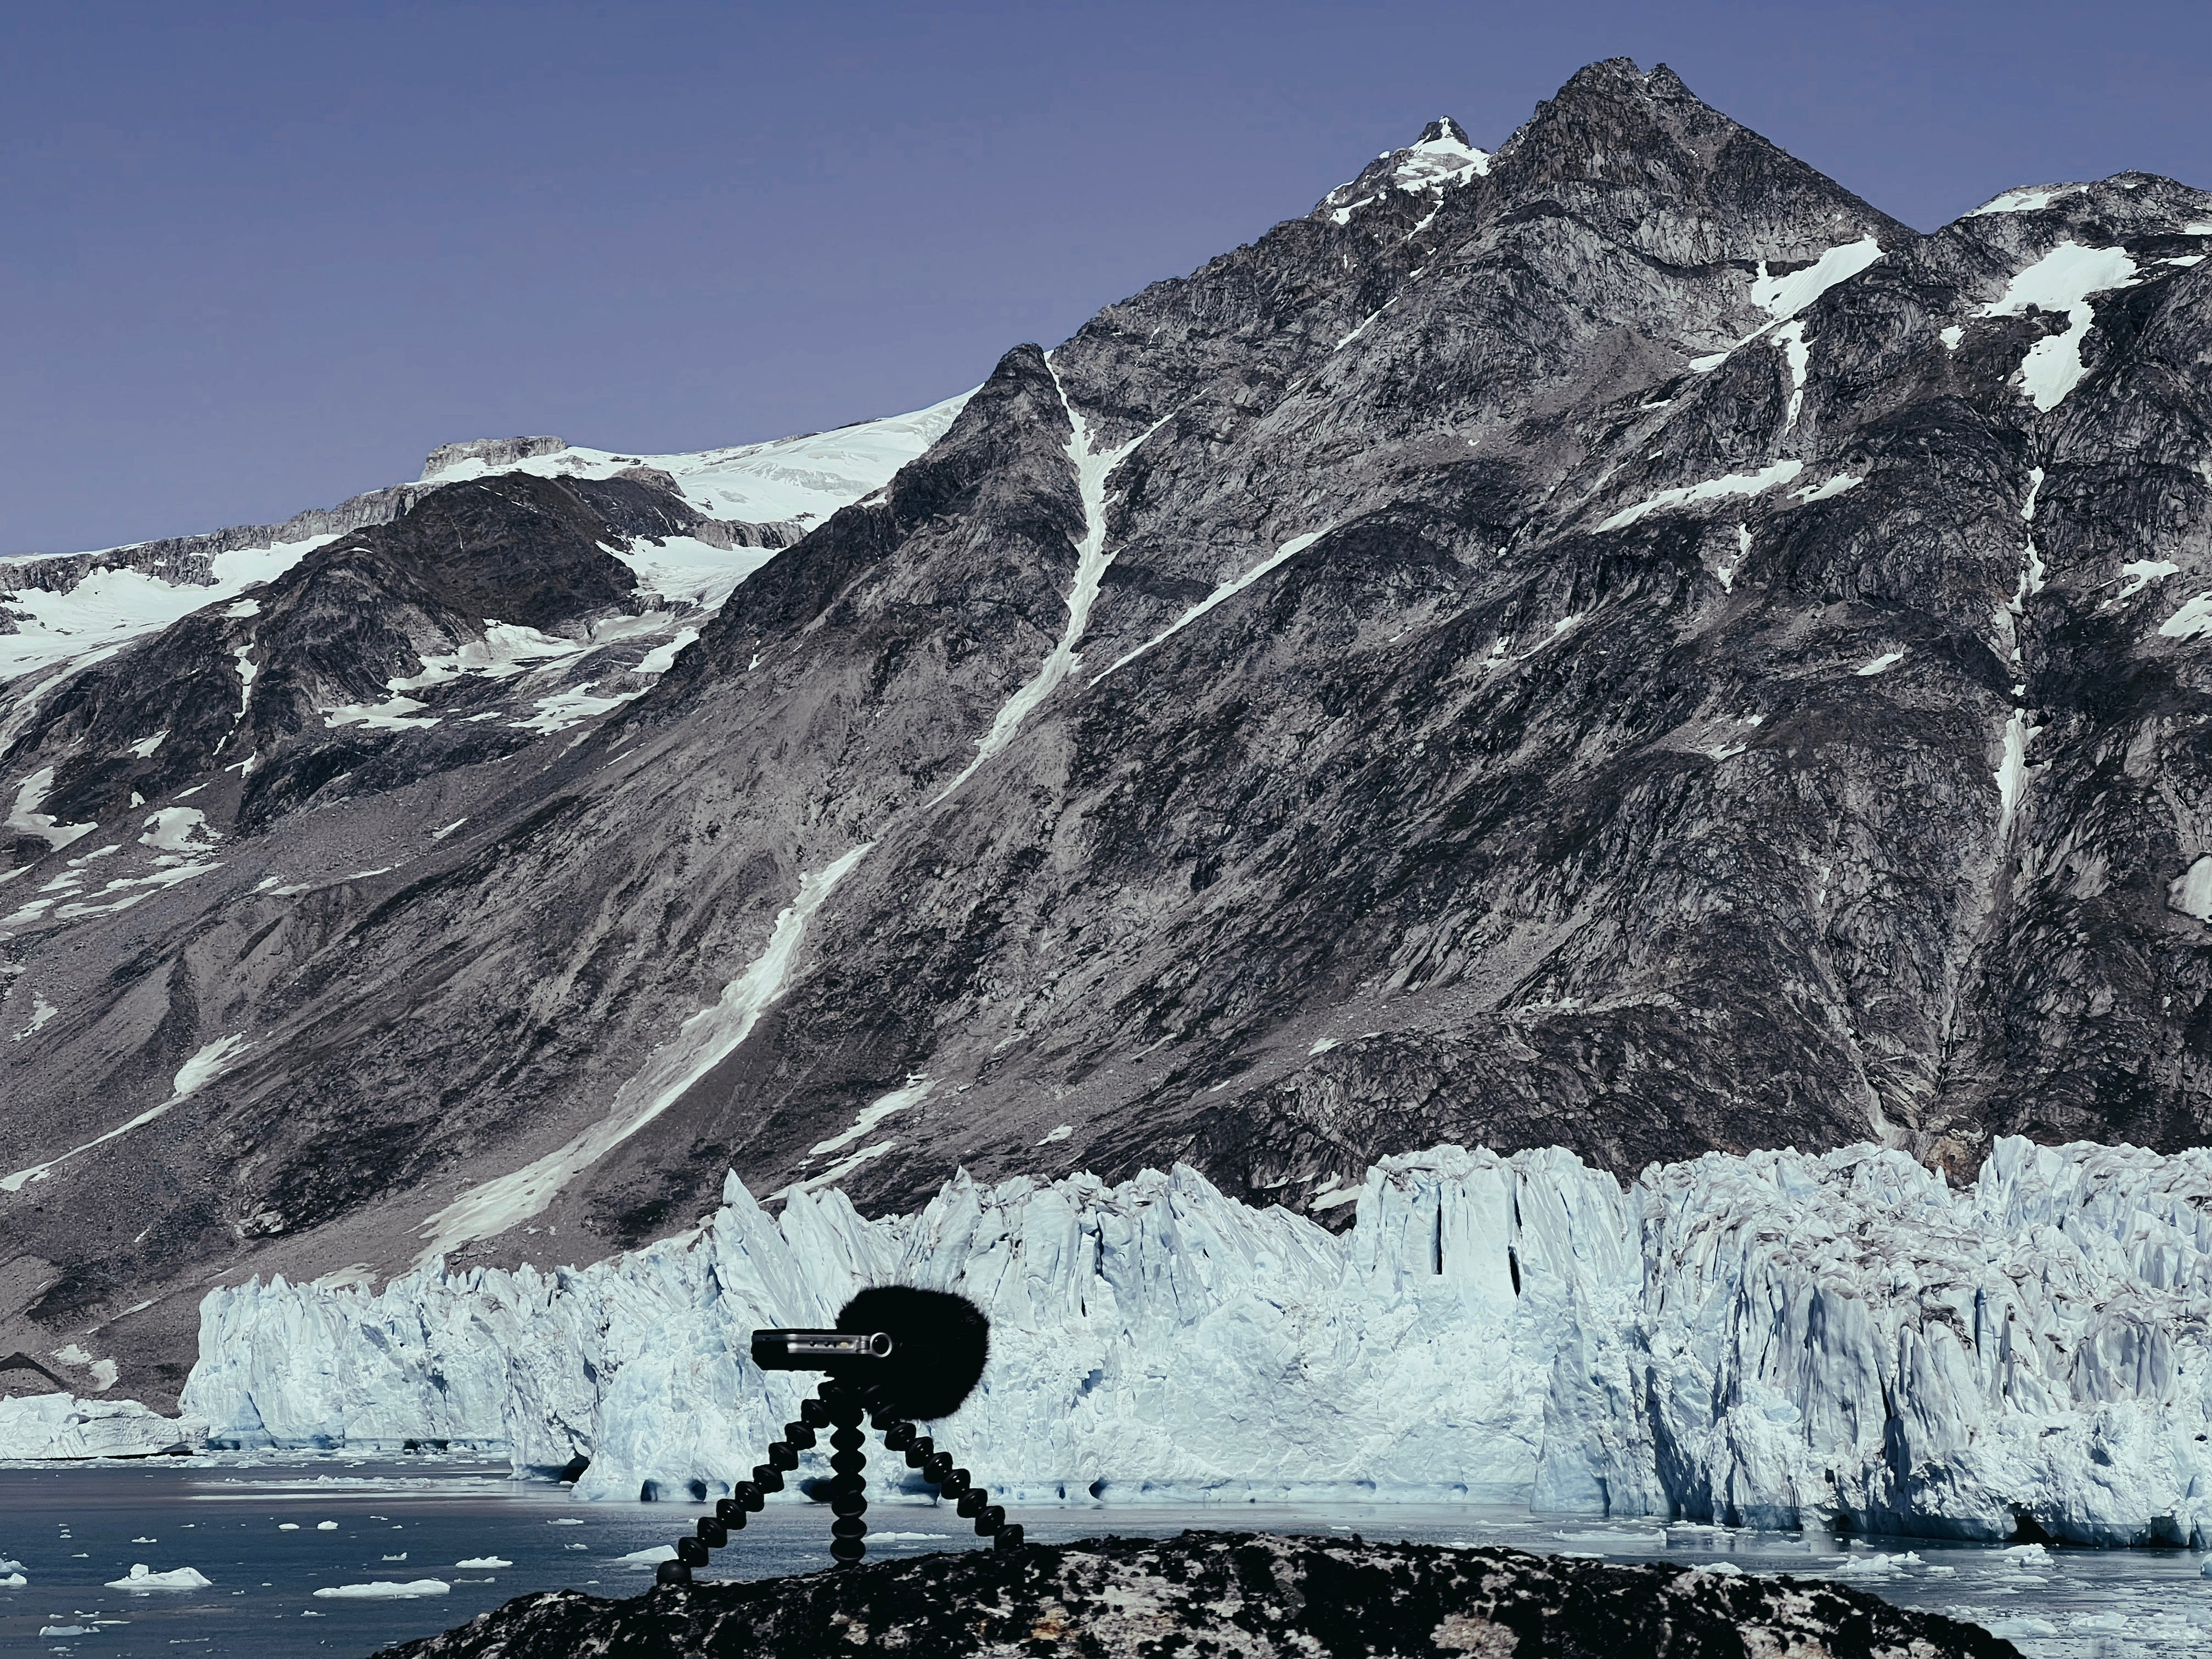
[421,435,570,481]
[1486,57,1908,267]
[1313,115,1489,225]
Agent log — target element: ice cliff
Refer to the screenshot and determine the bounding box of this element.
[0,1391,208,1459]
[180,1138,2212,1546]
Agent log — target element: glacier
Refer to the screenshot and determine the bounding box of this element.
[0,1390,208,1459]
[176,1137,2212,1547]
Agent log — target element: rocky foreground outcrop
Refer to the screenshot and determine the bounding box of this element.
[375,1532,2019,1658]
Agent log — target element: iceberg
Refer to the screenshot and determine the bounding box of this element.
[106,1562,213,1589]
[0,1390,208,1459]
[181,1137,2212,1546]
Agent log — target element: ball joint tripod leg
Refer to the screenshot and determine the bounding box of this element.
[654,1378,1022,1586]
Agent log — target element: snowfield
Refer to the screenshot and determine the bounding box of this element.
[179,1136,2212,1545]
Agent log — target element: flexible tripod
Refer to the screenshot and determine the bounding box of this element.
[654,1374,1023,1584]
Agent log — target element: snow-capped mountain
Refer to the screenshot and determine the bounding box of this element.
[6,59,2212,1413]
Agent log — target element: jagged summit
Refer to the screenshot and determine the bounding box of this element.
[1313,115,1489,224]
[421,435,571,480]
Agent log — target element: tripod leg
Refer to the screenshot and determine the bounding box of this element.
[873,1410,1024,1553]
[654,1386,836,1585]
[825,1382,871,1565]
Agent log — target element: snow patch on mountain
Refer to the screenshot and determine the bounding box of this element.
[415,396,972,526]
[611,536,779,612]
[4,766,95,850]
[0,536,334,684]
[1967,183,2087,217]
[1978,241,2142,410]
[1751,236,1884,320]
[934,374,1165,800]
[184,1137,2212,1546]
[1319,119,1489,226]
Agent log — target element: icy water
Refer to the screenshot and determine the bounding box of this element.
[2,1457,2209,1657]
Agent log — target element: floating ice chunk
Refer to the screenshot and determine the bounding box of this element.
[454,1555,512,1568]
[1598,461,1804,532]
[316,1520,338,1530]
[1688,1561,1742,1575]
[40,1627,93,1638]
[548,1518,585,1526]
[312,1578,450,1599]
[106,1563,213,1589]
[1984,1616,2060,1638]
[279,1522,300,1530]
[383,1552,408,1561]
[616,1544,676,1565]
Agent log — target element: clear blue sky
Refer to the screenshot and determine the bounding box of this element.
[5,0,2208,556]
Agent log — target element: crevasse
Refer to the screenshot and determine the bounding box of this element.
[180,1137,2212,1546]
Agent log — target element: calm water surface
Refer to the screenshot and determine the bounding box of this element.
[2,1454,2208,1656]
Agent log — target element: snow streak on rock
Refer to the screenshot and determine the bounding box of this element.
[1596,461,1805,532]
[411,845,873,1262]
[187,1137,2212,1547]
[933,370,1162,803]
[1093,530,1330,685]
[1,1032,250,1192]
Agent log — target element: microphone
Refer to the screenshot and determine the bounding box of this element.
[751,1330,895,1367]
[747,1285,990,1421]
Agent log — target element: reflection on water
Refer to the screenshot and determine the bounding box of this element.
[1,1455,2207,1656]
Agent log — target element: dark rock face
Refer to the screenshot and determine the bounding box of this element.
[5,58,2212,1403]
[374,1532,2021,1658]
